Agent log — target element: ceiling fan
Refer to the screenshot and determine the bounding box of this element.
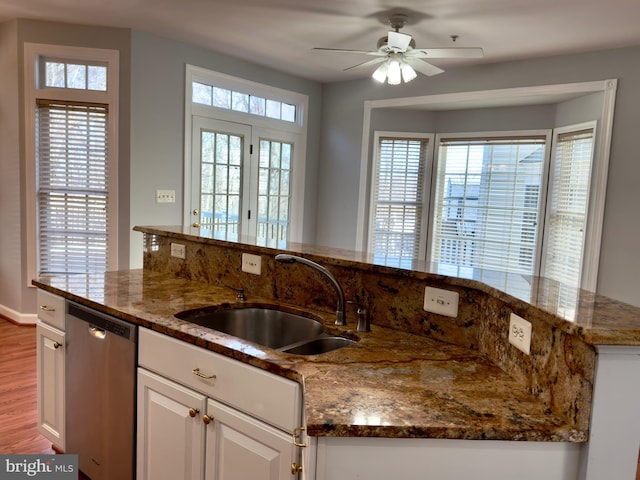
[314,14,484,85]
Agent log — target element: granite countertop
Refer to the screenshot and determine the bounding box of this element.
[33,269,585,442]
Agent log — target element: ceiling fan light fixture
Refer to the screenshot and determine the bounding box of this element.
[387,59,402,85]
[401,63,417,83]
[372,62,388,83]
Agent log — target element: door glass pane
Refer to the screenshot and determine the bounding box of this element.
[200,130,243,241]
[256,139,292,248]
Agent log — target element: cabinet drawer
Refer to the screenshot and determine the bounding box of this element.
[37,290,65,330]
[138,328,301,432]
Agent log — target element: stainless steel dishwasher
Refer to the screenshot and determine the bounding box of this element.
[66,301,137,480]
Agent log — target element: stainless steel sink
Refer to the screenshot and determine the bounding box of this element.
[281,336,356,355]
[175,306,356,355]
[175,307,325,349]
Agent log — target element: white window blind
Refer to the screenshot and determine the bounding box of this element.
[542,128,595,287]
[36,100,110,274]
[431,136,547,274]
[369,137,428,268]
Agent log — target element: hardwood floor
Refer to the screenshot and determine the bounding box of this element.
[0,317,89,479]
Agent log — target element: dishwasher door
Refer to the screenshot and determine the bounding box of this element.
[65,301,137,480]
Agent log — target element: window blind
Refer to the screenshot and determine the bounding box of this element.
[369,137,427,268]
[36,100,109,274]
[542,128,594,286]
[431,136,546,274]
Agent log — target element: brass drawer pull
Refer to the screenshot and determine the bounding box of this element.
[192,368,216,380]
[291,463,303,474]
[40,305,56,312]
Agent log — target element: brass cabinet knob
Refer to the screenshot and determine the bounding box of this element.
[202,414,213,425]
[188,408,199,418]
[53,341,62,349]
[40,305,55,312]
[291,463,303,474]
[192,209,199,216]
[192,222,201,228]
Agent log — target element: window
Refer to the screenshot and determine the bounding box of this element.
[40,57,107,91]
[366,125,600,289]
[368,134,432,268]
[192,81,297,123]
[542,124,596,287]
[36,101,110,273]
[25,44,119,279]
[185,65,308,245]
[431,134,548,275]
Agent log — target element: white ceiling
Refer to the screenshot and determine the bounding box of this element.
[2,0,640,83]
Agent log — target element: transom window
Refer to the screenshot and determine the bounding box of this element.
[40,58,107,91]
[192,81,297,123]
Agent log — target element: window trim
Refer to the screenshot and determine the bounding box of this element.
[356,80,617,292]
[24,43,119,284]
[184,64,308,243]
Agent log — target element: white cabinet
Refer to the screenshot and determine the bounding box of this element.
[206,398,296,480]
[35,289,66,451]
[137,368,206,480]
[137,328,304,480]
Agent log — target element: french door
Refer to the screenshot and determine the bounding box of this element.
[190,117,295,248]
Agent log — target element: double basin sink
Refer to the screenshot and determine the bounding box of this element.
[175,306,355,355]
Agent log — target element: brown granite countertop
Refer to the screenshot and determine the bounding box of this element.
[33,270,585,442]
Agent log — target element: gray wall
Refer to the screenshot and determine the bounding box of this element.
[129,31,323,267]
[316,46,640,306]
[0,21,22,317]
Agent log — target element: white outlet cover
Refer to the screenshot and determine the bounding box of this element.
[509,313,532,355]
[423,286,459,318]
[242,253,262,275]
[170,242,185,259]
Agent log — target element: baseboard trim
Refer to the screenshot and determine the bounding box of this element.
[0,303,37,325]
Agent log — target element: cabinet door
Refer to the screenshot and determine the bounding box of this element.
[205,398,297,480]
[36,320,65,450]
[137,368,207,480]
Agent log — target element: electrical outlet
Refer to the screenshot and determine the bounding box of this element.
[170,243,186,259]
[156,189,176,203]
[241,253,261,275]
[423,286,459,317]
[509,313,532,355]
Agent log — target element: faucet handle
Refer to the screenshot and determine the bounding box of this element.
[347,301,371,332]
[225,285,246,301]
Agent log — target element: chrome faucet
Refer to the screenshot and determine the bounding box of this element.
[275,254,346,326]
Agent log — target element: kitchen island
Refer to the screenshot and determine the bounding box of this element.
[33,225,640,479]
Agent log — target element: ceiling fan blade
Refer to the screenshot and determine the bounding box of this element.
[387,31,413,52]
[313,47,385,56]
[408,59,444,77]
[343,57,386,71]
[407,47,484,59]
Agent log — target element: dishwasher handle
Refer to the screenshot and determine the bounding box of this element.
[89,325,107,339]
